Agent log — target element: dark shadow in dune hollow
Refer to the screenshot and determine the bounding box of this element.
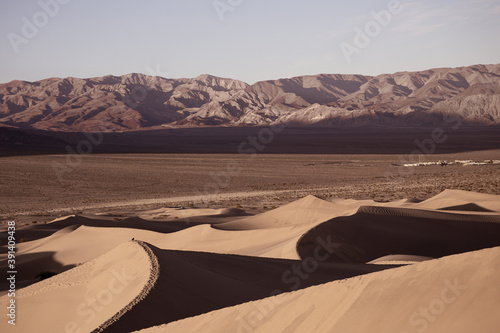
[297,206,500,263]
[101,245,396,332]
[0,251,75,293]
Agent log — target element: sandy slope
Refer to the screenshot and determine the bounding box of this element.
[0,195,362,292]
[415,189,500,211]
[135,207,246,220]
[2,190,500,293]
[297,205,500,263]
[215,195,359,230]
[0,241,155,333]
[1,189,499,332]
[100,245,392,332]
[0,195,423,291]
[138,246,500,333]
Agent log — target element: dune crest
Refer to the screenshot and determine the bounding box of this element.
[415,189,500,212]
[2,190,500,332]
[137,246,500,333]
[0,241,156,333]
[93,241,160,332]
[215,195,356,230]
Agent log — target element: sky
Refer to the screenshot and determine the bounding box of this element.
[1,0,499,84]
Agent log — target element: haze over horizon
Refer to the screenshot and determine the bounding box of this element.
[1,0,500,85]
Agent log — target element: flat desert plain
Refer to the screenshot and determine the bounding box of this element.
[1,149,500,221]
[1,148,500,332]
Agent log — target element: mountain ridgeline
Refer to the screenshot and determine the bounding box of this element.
[1,64,500,132]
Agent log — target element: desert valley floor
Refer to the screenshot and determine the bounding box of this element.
[1,149,500,222]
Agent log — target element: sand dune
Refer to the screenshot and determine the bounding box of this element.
[0,241,154,333]
[135,207,247,220]
[143,246,500,333]
[1,223,319,294]
[98,244,393,332]
[297,205,500,263]
[415,189,500,211]
[9,214,215,243]
[215,195,358,230]
[1,189,499,332]
[1,194,446,292]
[367,254,434,265]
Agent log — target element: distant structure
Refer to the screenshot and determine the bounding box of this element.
[404,159,500,167]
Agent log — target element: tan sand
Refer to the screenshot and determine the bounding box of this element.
[215,195,359,230]
[415,189,500,211]
[138,246,500,333]
[1,190,499,332]
[0,241,154,333]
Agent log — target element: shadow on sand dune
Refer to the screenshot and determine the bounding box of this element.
[297,206,500,263]
[100,244,395,333]
[0,215,209,243]
[0,251,75,293]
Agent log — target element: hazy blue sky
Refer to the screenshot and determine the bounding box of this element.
[1,0,499,84]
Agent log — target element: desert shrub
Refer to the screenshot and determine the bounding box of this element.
[35,271,58,281]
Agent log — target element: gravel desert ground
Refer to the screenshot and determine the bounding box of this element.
[1,149,500,224]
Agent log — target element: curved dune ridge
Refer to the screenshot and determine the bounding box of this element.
[0,241,156,333]
[138,246,500,333]
[414,189,500,211]
[367,254,435,265]
[297,205,500,263]
[214,195,358,230]
[92,241,160,333]
[1,189,500,332]
[10,214,214,243]
[98,245,394,333]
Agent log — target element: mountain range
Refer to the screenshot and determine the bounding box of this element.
[1,64,500,132]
